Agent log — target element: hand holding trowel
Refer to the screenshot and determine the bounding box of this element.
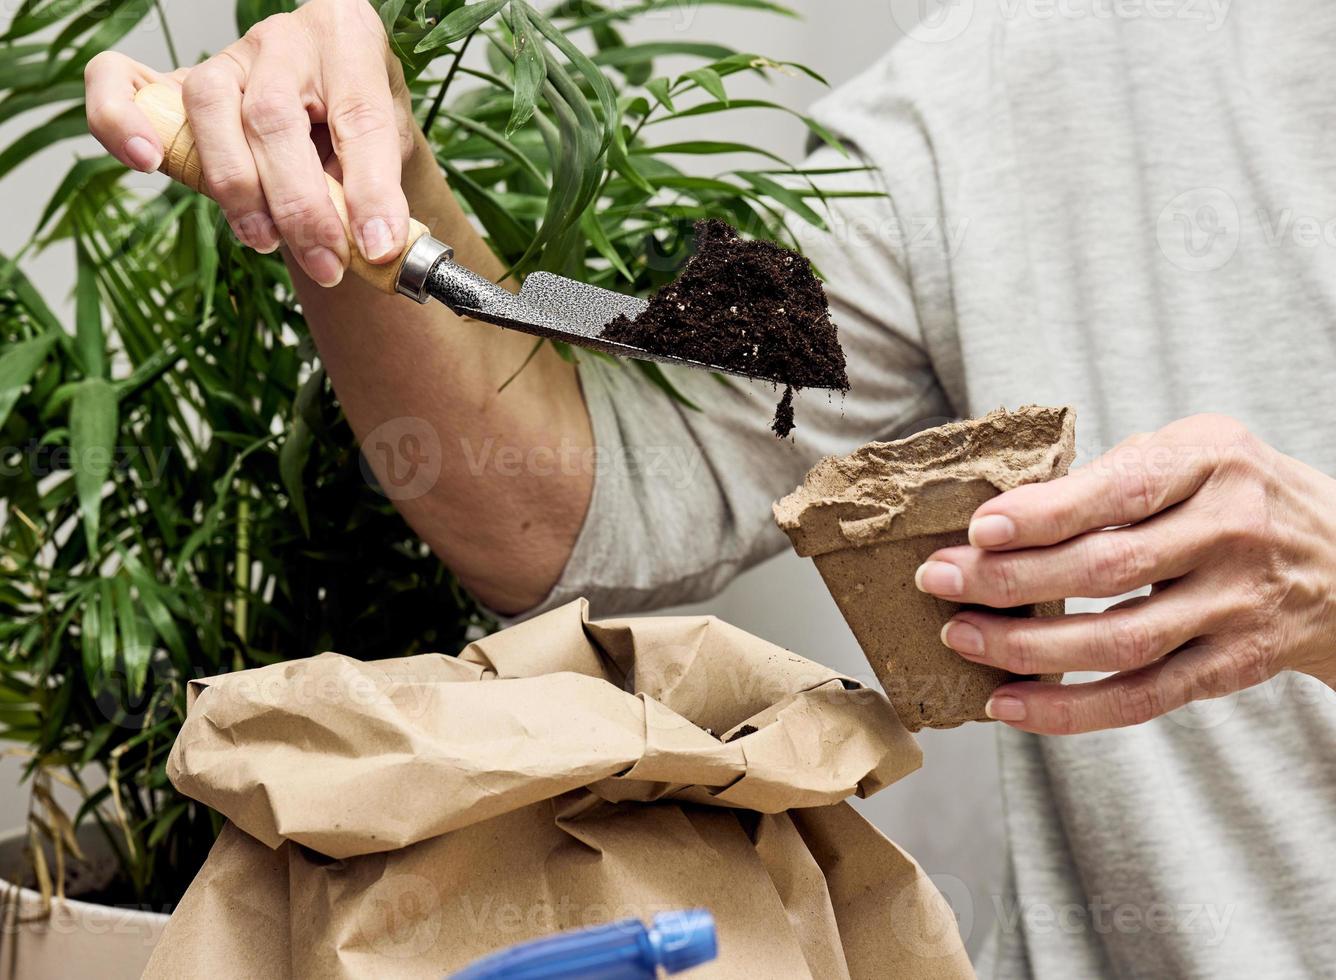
[134,82,843,392]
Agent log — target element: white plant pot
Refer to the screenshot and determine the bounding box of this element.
[0,825,168,980]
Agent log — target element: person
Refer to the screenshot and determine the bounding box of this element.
[85,0,1336,975]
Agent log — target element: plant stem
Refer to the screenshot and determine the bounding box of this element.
[154,0,181,70]
[422,30,477,134]
[234,493,249,652]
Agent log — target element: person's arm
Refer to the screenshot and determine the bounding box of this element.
[84,0,590,613]
[285,126,593,614]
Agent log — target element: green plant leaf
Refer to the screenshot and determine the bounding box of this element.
[0,105,87,181]
[524,2,616,150]
[74,240,106,378]
[632,360,701,412]
[80,584,102,691]
[145,801,187,849]
[443,162,532,258]
[0,80,83,127]
[114,575,148,699]
[632,140,786,165]
[683,66,727,104]
[438,109,546,183]
[34,155,125,235]
[505,2,547,136]
[644,77,674,112]
[739,170,825,228]
[96,579,117,685]
[580,210,633,283]
[414,0,506,52]
[0,333,57,430]
[279,369,322,536]
[235,0,296,35]
[592,41,735,69]
[652,96,847,154]
[69,376,118,553]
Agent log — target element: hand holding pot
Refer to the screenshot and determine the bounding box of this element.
[83,0,414,287]
[916,414,1336,735]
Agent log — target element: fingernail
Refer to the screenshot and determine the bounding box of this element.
[941,620,985,657]
[970,514,1016,548]
[125,135,162,173]
[985,694,1026,722]
[304,246,344,287]
[359,218,395,262]
[915,560,963,597]
[232,212,280,253]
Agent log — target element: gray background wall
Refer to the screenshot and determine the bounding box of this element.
[0,0,1006,957]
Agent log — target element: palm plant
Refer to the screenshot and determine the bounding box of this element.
[0,0,862,908]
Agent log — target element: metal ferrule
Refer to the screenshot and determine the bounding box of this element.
[395,235,454,304]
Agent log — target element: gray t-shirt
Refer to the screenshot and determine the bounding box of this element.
[528,3,1336,976]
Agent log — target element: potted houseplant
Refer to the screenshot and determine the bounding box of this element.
[0,0,852,974]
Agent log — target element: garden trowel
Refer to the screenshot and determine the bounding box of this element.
[133,83,802,386]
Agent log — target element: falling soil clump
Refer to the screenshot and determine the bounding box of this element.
[771,386,796,438]
[600,219,848,436]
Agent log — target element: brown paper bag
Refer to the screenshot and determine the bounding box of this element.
[142,600,974,979]
[775,406,1076,731]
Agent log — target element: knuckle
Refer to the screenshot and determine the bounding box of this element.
[182,74,236,119]
[1195,412,1250,440]
[242,92,306,140]
[244,14,289,45]
[266,194,324,231]
[1217,495,1271,549]
[328,95,392,145]
[1112,461,1156,521]
[1001,627,1040,676]
[1112,681,1161,728]
[1106,616,1156,671]
[1191,414,1261,471]
[85,50,123,81]
[1088,533,1150,593]
[988,558,1024,608]
[1044,695,1079,735]
[85,100,114,133]
[397,116,415,161]
[202,166,258,204]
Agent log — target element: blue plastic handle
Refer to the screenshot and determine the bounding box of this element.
[448,909,717,980]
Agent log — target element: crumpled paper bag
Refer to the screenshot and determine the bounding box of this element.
[142,599,975,979]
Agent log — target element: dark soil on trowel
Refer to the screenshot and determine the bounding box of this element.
[601,219,849,437]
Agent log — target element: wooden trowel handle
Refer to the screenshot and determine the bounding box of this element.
[133,82,431,295]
